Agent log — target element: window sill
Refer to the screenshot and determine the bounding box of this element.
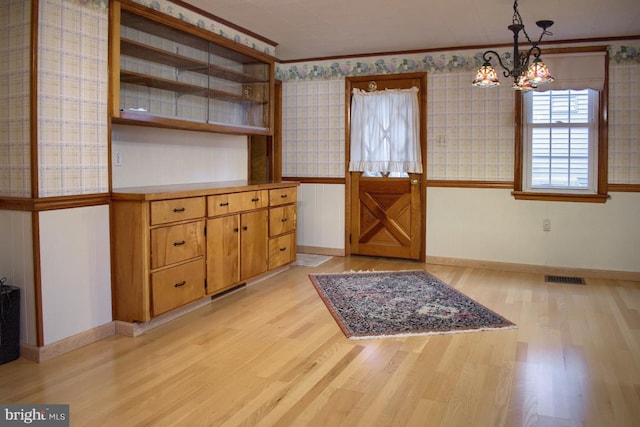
[511,191,609,203]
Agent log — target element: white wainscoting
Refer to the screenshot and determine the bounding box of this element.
[293,184,640,273]
[0,210,36,346]
[426,187,640,273]
[38,205,112,345]
[296,183,345,253]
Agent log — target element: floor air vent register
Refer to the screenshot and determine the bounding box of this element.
[545,275,586,285]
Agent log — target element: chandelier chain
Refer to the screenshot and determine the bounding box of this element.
[512,0,534,45]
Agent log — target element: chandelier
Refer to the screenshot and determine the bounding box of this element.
[472,0,554,90]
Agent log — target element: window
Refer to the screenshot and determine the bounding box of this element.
[523,89,598,192]
[513,47,608,203]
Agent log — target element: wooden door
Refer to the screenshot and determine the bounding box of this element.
[351,174,422,259]
[240,210,268,280]
[206,215,240,294]
[346,73,427,261]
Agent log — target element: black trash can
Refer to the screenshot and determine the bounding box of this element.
[0,283,20,364]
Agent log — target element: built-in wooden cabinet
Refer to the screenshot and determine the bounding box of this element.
[108,1,289,324]
[206,190,270,295]
[111,182,298,323]
[267,187,297,269]
[204,186,297,294]
[109,0,275,135]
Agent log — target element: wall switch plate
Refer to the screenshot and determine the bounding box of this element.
[115,151,123,166]
[543,218,551,232]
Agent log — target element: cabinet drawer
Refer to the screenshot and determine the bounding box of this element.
[269,187,297,206]
[269,233,296,270]
[208,190,268,216]
[269,205,296,237]
[150,197,205,225]
[151,259,205,316]
[151,220,205,269]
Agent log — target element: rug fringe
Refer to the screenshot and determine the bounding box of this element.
[347,325,519,340]
[311,269,426,275]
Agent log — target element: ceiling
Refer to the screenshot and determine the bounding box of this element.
[184,0,640,61]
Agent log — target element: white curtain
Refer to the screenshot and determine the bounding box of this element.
[349,86,422,174]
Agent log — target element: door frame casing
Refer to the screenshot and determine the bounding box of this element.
[344,72,428,261]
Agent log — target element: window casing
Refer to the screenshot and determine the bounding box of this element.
[513,47,608,203]
[523,89,598,193]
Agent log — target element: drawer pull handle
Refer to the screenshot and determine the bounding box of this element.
[242,226,248,231]
[173,240,186,246]
[174,281,186,288]
[280,194,288,198]
[251,197,259,202]
[173,207,186,213]
[281,218,288,222]
[279,247,287,252]
[234,227,239,232]
[219,202,229,207]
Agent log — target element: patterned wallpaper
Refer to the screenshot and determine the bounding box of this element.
[282,80,345,177]
[609,63,640,184]
[427,73,515,181]
[0,0,32,197]
[280,43,640,184]
[37,0,109,197]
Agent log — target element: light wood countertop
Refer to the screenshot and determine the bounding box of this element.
[111,180,299,201]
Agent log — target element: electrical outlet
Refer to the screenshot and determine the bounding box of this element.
[543,218,551,232]
[115,151,123,166]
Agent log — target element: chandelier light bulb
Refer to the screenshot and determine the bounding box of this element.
[526,58,555,86]
[512,74,534,91]
[472,62,501,88]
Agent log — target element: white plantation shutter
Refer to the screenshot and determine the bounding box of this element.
[523,89,598,192]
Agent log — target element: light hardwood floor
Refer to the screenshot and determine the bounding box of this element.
[1,256,639,426]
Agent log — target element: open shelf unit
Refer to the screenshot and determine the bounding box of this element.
[110,0,275,135]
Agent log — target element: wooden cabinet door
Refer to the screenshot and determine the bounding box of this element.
[151,259,205,316]
[269,205,296,237]
[269,233,295,270]
[150,220,205,269]
[240,210,268,281]
[269,187,297,206]
[206,215,240,294]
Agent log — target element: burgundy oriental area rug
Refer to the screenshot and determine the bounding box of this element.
[309,270,516,339]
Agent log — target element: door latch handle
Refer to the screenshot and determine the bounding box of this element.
[411,179,420,185]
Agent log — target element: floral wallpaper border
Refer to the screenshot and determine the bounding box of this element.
[67,0,108,11]
[130,0,275,56]
[276,42,640,82]
[71,0,276,56]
